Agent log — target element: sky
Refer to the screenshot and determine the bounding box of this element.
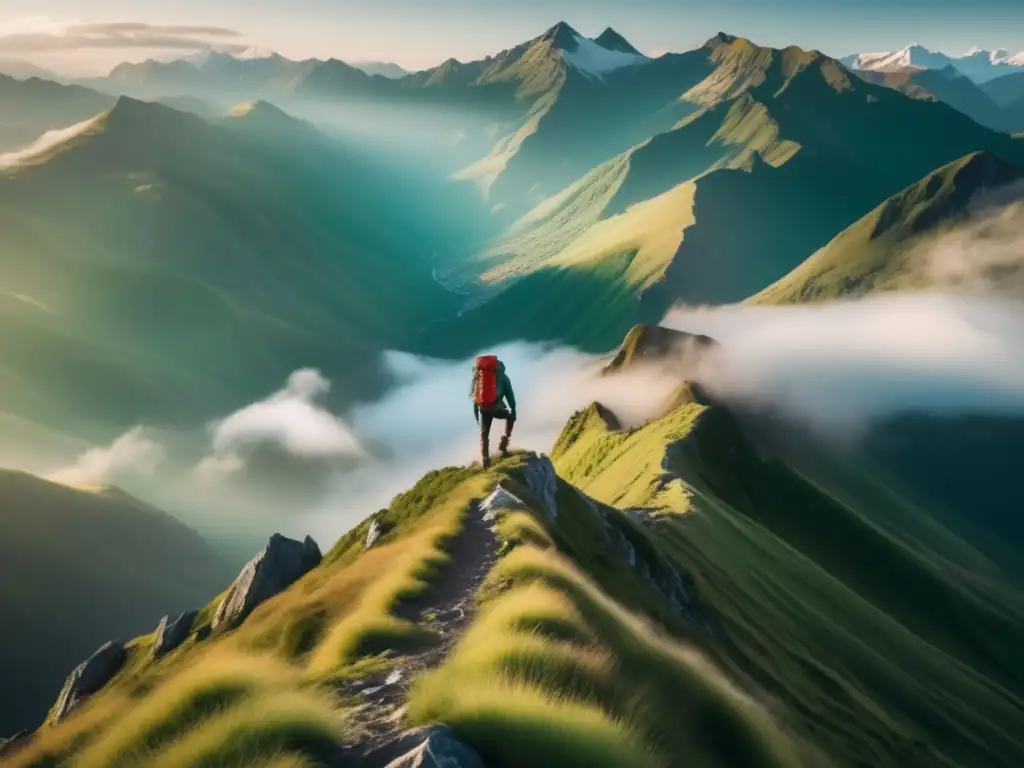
[1,0,1024,76]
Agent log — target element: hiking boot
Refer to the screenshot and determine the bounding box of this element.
[498,435,510,458]
[481,455,492,469]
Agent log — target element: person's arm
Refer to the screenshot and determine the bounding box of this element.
[470,369,479,422]
[503,374,516,418]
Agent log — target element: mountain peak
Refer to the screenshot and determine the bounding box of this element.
[704,31,738,48]
[541,21,583,51]
[594,27,641,55]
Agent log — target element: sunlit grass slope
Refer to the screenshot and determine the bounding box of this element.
[552,390,1024,768]
[409,540,804,768]
[751,150,1024,304]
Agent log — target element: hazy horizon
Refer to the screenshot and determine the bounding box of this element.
[2,1,1024,77]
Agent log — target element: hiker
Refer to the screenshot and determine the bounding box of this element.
[470,355,516,468]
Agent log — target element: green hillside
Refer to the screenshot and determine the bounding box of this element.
[751,151,1024,304]
[428,36,1024,356]
[853,66,1011,132]
[0,96,479,444]
[0,75,114,151]
[10,345,1024,765]
[0,469,231,735]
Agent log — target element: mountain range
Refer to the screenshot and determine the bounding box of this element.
[2,18,1024,767]
[841,43,1024,82]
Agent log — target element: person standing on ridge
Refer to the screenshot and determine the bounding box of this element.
[470,355,516,468]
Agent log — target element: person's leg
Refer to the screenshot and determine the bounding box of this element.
[480,412,494,468]
[498,409,514,457]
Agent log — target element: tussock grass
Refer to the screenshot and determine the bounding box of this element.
[73,654,296,768]
[307,475,490,673]
[144,689,341,768]
[495,510,554,551]
[61,652,342,768]
[410,539,803,768]
[410,680,660,768]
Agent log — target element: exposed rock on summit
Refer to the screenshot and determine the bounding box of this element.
[152,610,198,658]
[212,533,322,630]
[49,640,126,724]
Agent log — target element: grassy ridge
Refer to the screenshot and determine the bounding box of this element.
[410,534,803,767]
[552,398,1024,767]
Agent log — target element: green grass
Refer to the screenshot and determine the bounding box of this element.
[750,151,1024,304]
[552,395,1024,767]
[409,543,802,768]
[308,472,491,673]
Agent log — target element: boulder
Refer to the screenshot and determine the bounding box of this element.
[50,640,126,724]
[522,454,558,520]
[480,485,526,521]
[384,725,486,768]
[212,533,322,630]
[152,609,198,658]
[365,514,395,549]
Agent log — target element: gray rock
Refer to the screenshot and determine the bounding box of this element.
[605,523,637,568]
[480,485,525,521]
[152,609,198,658]
[366,518,384,549]
[212,533,322,630]
[522,454,558,520]
[50,640,126,723]
[365,514,395,549]
[384,725,486,768]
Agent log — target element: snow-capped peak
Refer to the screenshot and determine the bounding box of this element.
[236,46,277,61]
[561,33,648,80]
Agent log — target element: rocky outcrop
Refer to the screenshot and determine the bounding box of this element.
[579,488,713,636]
[212,533,322,631]
[384,725,486,768]
[152,609,198,658]
[365,514,395,549]
[50,640,126,724]
[480,485,526,522]
[522,454,558,520]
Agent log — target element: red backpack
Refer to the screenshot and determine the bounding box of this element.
[473,355,499,407]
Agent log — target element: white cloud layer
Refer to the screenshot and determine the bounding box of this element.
[48,426,165,486]
[0,19,246,53]
[197,368,364,477]
[663,292,1024,442]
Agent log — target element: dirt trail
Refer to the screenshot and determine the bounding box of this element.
[333,499,499,767]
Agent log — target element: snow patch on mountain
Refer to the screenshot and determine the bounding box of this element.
[843,43,1024,83]
[562,34,648,80]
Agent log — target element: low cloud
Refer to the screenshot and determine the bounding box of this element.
[663,292,1024,442]
[0,19,246,54]
[0,115,101,170]
[197,369,364,478]
[284,343,681,543]
[49,426,165,486]
[908,180,1024,296]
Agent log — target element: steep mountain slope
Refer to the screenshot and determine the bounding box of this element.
[751,151,1024,304]
[9,328,1024,766]
[429,36,1024,356]
[853,65,1011,131]
[549,334,1024,767]
[0,468,231,735]
[0,456,811,768]
[982,70,1024,106]
[0,96,473,444]
[0,75,114,150]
